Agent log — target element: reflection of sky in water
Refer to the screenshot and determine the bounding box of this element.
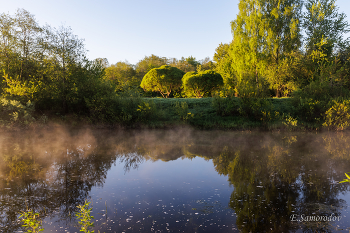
[42,156,236,232]
[335,193,350,231]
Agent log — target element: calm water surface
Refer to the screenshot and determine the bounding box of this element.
[1,128,350,232]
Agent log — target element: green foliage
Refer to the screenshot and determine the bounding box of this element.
[304,0,349,57]
[76,200,95,233]
[291,77,350,125]
[66,61,108,111]
[168,56,204,73]
[86,95,160,125]
[213,43,236,96]
[140,65,185,98]
[230,0,270,95]
[213,95,280,126]
[174,101,194,122]
[2,72,43,103]
[282,114,298,130]
[135,54,168,80]
[293,97,325,123]
[19,209,44,233]
[19,199,100,233]
[340,173,350,183]
[0,98,35,126]
[84,96,119,123]
[235,74,271,98]
[263,0,302,97]
[136,100,157,123]
[182,70,223,98]
[104,61,140,94]
[239,97,280,124]
[323,99,350,130]
[117,97,151,124]
[265,54,300,97]
[293,80,350,102]
[212,96,240,116]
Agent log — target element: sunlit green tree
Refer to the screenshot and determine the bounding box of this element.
[263,0,302,97]
[230,0,269,96]
[140,65,184,98]
[213,42,236,96]
[135,54,168,81]
[182,69,223,98]
[105,61,138,93]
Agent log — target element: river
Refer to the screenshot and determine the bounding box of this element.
[1,127,350,232]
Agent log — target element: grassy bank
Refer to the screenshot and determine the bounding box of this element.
[143,97,294,130]
[125,96,350,131]
[2,96,350,131]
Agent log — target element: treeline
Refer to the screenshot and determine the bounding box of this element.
[220,0,350,98]
[2,0,350,129]
[103,0,350,100]
[0,9,221,126]
[104,55,215,97]
[0,9,120,124]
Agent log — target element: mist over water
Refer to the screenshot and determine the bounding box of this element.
[1,127,350,232]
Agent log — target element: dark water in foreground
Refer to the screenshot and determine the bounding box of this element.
[1,128,350,232]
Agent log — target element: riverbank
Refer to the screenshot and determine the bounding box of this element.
[1,96,348,131]
[0,97,334,131]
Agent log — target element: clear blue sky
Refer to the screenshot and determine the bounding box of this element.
[1,0,350,66]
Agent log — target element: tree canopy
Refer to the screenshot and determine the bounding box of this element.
[105,61,138,93]
[229,0,303,97]
[140,65,185,98]
[0,9,116,116]
[304,0,350,57]
[230,0,269,96]
[182,70,223,98]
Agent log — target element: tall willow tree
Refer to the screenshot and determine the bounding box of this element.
[230,0,268,96]
[264,0,302,97]
[230,0,302,97]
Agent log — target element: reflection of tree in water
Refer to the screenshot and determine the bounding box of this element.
[118,152,145,172]
[107,130,350,232]
[212,133,350,233]
[179,132,350,232]
[0,129,118,232]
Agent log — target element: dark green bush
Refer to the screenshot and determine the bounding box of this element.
[292,80,350,102]
[239,97,280,124]
[292,98,326,123]
[290,80,350,124]
[212,96,240,116]
[0,98,35,126]
[85,95,160,125]
[213,96,280,126]
[173,101,194,122]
